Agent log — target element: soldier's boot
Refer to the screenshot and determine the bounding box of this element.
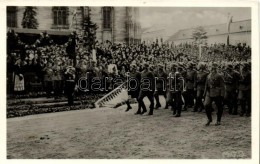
[240,100,246,117]
[192,105,198,112]
[174,104,181,117]
[164,103,169,109]
[125,100,132,112]
[205,106,213,126]
[155,103,161,109]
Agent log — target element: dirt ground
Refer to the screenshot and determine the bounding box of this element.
[7,97,251,159]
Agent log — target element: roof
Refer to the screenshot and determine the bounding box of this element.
[167,19,251,42]
[8,27,72,36]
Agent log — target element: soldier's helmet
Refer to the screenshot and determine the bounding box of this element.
[211,62,218,70]
[143,62,149,68]
[67,66,76,74]
[198,62,206,70]
[157,63,164,70]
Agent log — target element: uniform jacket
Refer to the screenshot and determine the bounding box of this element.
[204,72,224,97]
[223,70,239,92]
[238,71,251,91]
[185,69,197,90]
[196,71,209,91]
[155,70,167,89]
[168,71,184,93]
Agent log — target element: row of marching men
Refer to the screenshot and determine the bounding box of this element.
[125,61,251,126]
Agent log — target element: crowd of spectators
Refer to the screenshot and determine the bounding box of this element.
[6,30,251,98]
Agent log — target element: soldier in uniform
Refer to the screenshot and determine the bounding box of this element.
[154,64,167,109]
[238,63,251,117]
[53,58,63,99]
[43,61,54,98]
[223,64,239,115]
[64,63,76,106]
[138,63,155,115]
[125,64,142,114]
[193,62,209,112]
[204,63,224,126]
[232,62,241,115]
[183,62,196,111]
[166,63,184,117]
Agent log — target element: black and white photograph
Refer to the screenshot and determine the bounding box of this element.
[2,0,259,162]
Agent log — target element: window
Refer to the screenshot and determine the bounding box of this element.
[103,7,112,29]
[7,7,17,27]
[52,7,68,27]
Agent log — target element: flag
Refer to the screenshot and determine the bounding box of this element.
[95,82,128,108]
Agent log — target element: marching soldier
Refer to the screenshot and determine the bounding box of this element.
[223,64,239,115]
[154,64,167,109]
[238,63,251,117]
[125,64,142,114]
[183,62,196,111]
[138,63,155,115]
[64,62,76,106]
[204,63,225,126]
[166,63,184,117]
[193,62,209,112]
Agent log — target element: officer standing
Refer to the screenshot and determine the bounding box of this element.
[204,63,224,126]
[64,63,76,106]
[193,62,208,112]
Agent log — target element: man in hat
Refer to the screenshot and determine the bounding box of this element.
[125,63,142,113]
[204,62,224,126]
[183,61,196,111]
[154,63,167,109]
[193,62,209,112]
[166,63,184,117]
[223,64,239,115]
[238,63,251,117]
[138,62,155,115]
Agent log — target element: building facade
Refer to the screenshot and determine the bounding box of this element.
[7,6,141,45]
[166,19,251,46]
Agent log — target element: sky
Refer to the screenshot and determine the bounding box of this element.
[139,7,251,35]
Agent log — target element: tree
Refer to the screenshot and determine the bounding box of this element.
[21,7,39,29]
[192,26,207,44]
[81,7,98,50]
